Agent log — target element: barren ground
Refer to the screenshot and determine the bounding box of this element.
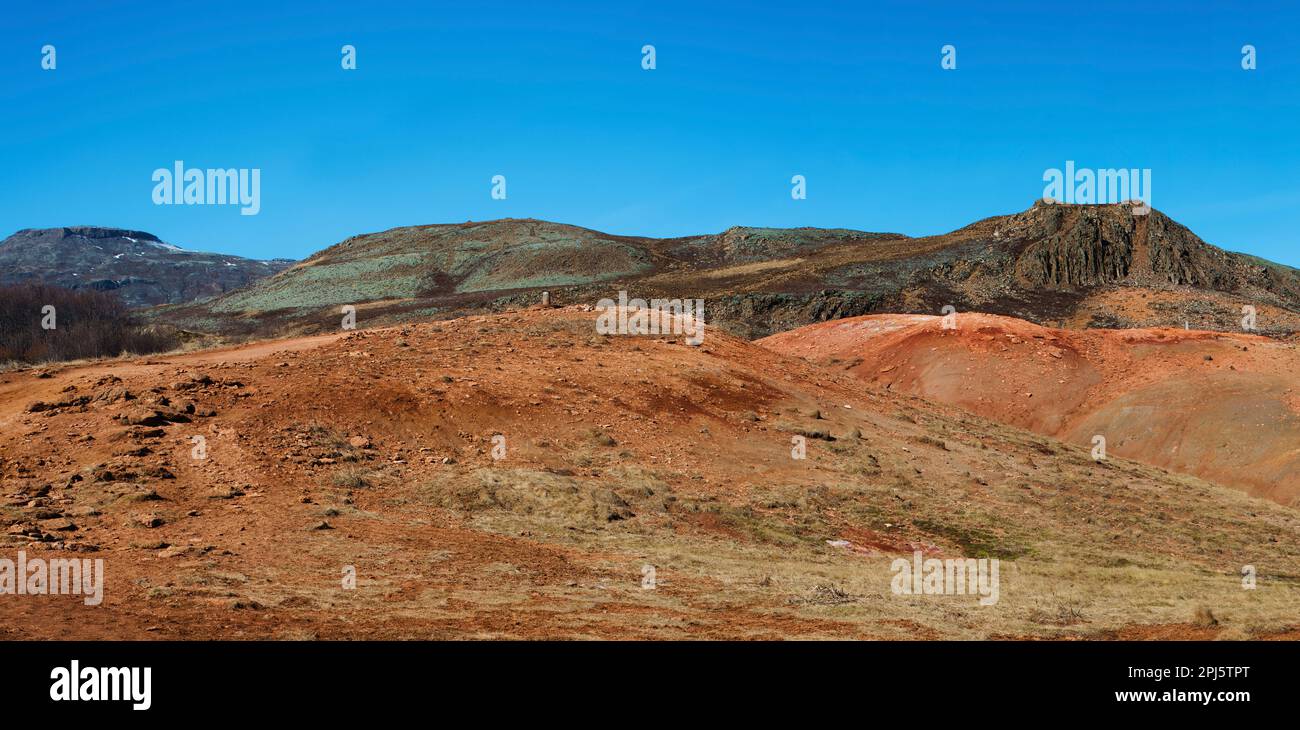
[761,313,1300,505]
[2,307,1298,639]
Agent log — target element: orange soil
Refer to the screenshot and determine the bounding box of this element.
[0,308,906,639]
[3,307,1297,640]
[760,313,1300,505]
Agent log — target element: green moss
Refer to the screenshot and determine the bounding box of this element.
[911,518,1029,560]
[211,254,426,311]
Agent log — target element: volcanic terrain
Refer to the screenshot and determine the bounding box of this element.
[760,313,1300,506]
[2,306,1298,639]
[152,202,1300,341]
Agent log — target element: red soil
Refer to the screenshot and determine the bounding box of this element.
[760,313,1300,505]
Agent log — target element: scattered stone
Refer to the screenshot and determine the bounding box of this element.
[92,468,121,482]
[141,466,175,479]
[118,408,171,427]
[131,513,165,529]
[24,394,91,411]
[93,387,135,404]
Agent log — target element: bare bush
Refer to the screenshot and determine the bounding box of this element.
[0,283,178,364]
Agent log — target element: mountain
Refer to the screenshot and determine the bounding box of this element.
[153,202,1300,340]
[0,226,294,307]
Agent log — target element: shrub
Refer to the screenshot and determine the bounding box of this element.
[0,283,178,365]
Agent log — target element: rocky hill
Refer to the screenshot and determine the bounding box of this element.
[0,227,294,307]
[152,203,1300,340]
[946,201,1300,294]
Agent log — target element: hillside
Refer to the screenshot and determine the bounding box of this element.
[1,306,1298,639]
[152,203,1300,340]
[761,313,1300,506]
[0,227,294,307]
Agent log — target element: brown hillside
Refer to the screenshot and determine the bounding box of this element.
[760,312,1300,505]
[3,307,1298,639]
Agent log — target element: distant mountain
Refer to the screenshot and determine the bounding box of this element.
[0,226,294,307]
[182,219,896,311]
[154,203,1300,339]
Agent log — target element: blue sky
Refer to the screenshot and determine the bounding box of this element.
[1,0,1298,264]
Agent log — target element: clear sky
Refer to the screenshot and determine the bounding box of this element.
[2,0,1298,264]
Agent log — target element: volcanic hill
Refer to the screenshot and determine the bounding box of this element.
[152,202,1300,341]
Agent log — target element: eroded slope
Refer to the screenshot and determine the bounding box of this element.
[2,307,1298,639]
[761,313,1300,505]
